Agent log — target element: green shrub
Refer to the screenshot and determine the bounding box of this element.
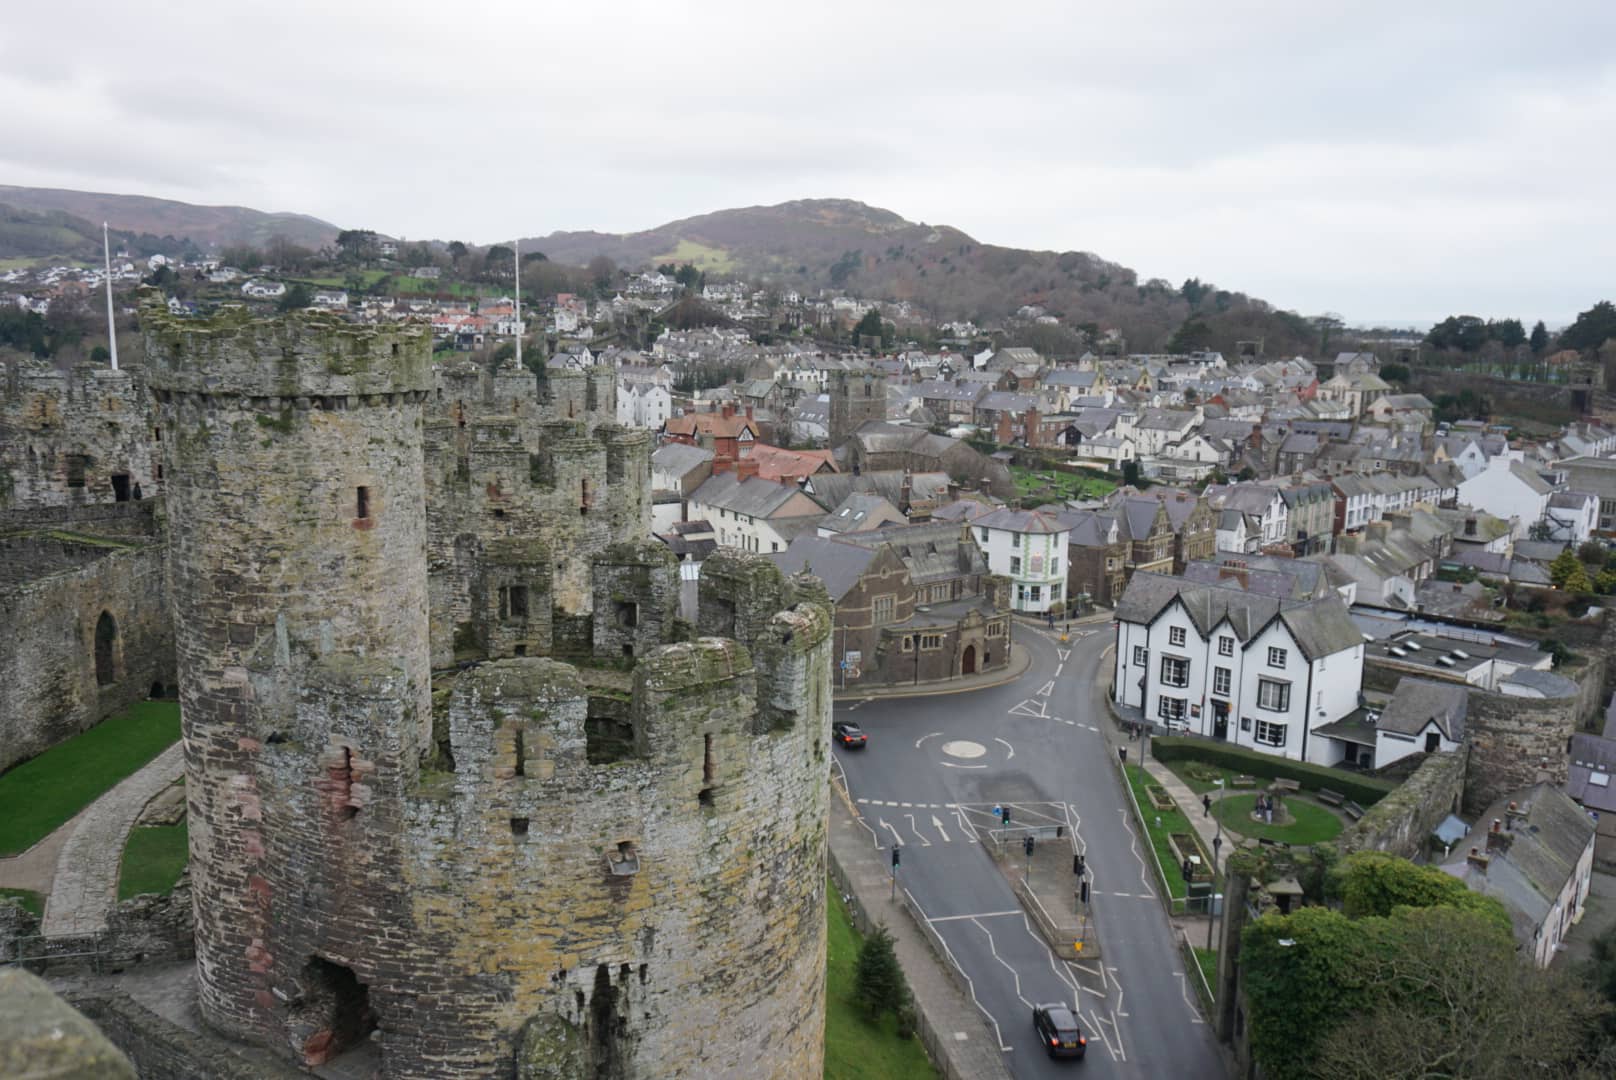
[1148,737,1395,806]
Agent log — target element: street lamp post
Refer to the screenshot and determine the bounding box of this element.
[1207,833,1223,951]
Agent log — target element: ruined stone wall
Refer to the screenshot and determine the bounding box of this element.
[144,300,435,1051]
[1464,688,1578,816]
[0,533,172,772]
[0,356,160,510]
[591,540,680,662]
[1338,747,1469,860]
[66,991,307,1080]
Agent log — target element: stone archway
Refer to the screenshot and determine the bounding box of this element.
[94,611,117,687]
[962,644,977,676]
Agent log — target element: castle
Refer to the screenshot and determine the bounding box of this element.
[3,297,832,1078]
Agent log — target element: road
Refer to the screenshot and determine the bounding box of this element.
[833,622,1221,1078]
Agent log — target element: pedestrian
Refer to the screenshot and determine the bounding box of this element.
[1265,800,1274,825]
[1202,793,1212,818]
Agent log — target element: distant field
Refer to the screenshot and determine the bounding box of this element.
[652,239,736,273]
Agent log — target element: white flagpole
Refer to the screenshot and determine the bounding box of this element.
[514,238,522,371]
[103,223,119,370]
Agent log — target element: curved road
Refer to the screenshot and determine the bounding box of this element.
[833,623,1221,1079]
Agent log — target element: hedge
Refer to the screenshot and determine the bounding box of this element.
[1148,737,1396,806]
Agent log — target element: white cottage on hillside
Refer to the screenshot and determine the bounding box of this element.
[973,507,1072,614]
[1112,573,1365,763]
[1456,457,1553,539]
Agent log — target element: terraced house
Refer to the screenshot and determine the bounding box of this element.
[1112,572,1365,762]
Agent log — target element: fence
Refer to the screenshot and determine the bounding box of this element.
[2,932,108,972]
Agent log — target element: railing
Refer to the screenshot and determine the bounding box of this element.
[2,932,108,972]
[1178,934,1217,1020]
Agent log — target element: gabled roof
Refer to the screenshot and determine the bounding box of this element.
[1115,572,1363,660]
[651,442,714,477]
[1441,783,1595,937]
[976,507,1069,535]
[1378,678,1468,739]
[690,472,805,518]
[769,534,881,601]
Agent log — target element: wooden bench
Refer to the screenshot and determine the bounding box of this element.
[1272,778,1301,795]
[1231,774,1258,788]
[1343,800,1366,821]
[1316,788,1346,807]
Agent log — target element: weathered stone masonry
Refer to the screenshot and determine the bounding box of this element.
[144,299,830,1079]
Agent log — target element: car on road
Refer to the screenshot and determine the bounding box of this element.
[831,720,867,748]
[1032,1002,1086,1060]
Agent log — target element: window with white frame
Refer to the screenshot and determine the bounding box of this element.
[1257,678,1290,711]
[1010,556,1022,574]
[1267,646,1287,668]
[1133,645,1147,666]
[1160,656,1189,687]
[921,633,943,650]
[1212,666,1231,696]
[1218,636,1234,656]
[873,595,895,626]
[1169,626,1187,647]
[1157,696,1186,722]
[1255,719,1286,746]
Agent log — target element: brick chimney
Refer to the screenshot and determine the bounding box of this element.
[745,404,754,420]
[734,458,760,482]
[1485,820,1513,855]
[1466,846,1490,872]
[721,402,735,420]
[1365,519,1390,542]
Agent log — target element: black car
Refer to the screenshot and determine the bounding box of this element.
[1032,1002,1086,1059]
[831,720,867,748]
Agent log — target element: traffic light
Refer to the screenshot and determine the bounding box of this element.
[1055,825,1064,838]
[1074,853,1086,876]
[1080,880,1090,904]
[1024,835,1035,857]
[891,846,901,868]
[1001,806,1011,826]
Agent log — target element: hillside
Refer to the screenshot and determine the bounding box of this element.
[0,185,338,253]
[522,198,1317,355]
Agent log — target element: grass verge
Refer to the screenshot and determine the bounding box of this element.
[1193,946,1218,991]
[0,887,44,917]
[825,880,938,1080]
[1122,764,1204,900]
[1215,794,1344,845]
[0,701,181,857]
[118,821,189,901]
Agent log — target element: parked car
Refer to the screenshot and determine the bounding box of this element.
[1032,1002,1086,1059]
[831,720,867,748]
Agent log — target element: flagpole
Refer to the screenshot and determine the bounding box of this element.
[514,239,522,371]
[103,223,119,370]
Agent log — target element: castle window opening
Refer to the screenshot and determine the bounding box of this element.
[614,601,638,629]
[702,733,715,791]
[514,644,527,657]
[510,817,529,839]
[585,705,636,765]
[153,427,161,441]
[93,611,117,686]
[514,727,526,776]
[500,585,529,620]
[66,454,88,488]
[335,746,360,820]
[295,957,375,1065]
[356,486,370,520]
[580,478,591,515]
[111,473,131,502]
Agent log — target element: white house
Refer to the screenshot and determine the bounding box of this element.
[1544,491,1599,544]
[1457,457,1553,539]
[616,378,672,429]
[1369,678,1467,770]
[972,508,1072,613]
[1112,573,1365,763]
[687,471,824,555]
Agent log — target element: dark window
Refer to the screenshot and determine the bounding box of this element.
[356,486,370,519]
[510,817,529,838]
[94,611,117,686]
[66,454,88,488]
[500,585,529,620]
[580,477,591,515]
[1425,731,1441,753]
[614,601,638,628]
[514,728,526,777]
[111,473,131,502]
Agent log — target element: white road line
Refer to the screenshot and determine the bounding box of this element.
[908,892,1011,1052]
[856,797,868,804]
[1087,725,1100,732]
[1117,807,1157,897]
[1054,662,1064,678]
[940,762,988,769]
[931,815,952,843]
[1035,679,1055,697]
[928,909,1024,922]
[954,806,981,844]
[915,732,940,749]
[1009,699,1047,718]
[905,814,932,846]
[993,736,1014,761]
[901,801,913,807]
[972,918,1032,1009]
[879,820,904,848]
[1057,648,1071,661]
[1176,972,1206,1024]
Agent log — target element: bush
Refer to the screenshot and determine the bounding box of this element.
[1148,737,1396,806]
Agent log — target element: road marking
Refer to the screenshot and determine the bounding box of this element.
[1009,699,1047,718]
[905,889,1012,1052]
[1176,972,1206,1024]
[1054,662,1064,678]
[929,909,1023,922]
[856,797,869,804]
[993,736,1014,761]
[1087,725,1100,732]
[972,918,1032,1009]
[931,815,952,843]
[940,761,988,769]
[901,801,913,807]
[914,732,940,749]
[1035,679,1055,697]
[845,699,869,711]
[1057,648,1071,661]
[879,820,904,847]
[1063,719,1077,725]
[941,740,987,759]
[905,814,932,846]
[953,806,980,843]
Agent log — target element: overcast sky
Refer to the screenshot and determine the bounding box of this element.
[5,1,1612,327]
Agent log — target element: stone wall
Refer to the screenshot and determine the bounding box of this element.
[1338,747,1469,860]
[1464,687,1579,816]
[0,356,161,511]
[66,990,306,1079]
[0,533,173,772]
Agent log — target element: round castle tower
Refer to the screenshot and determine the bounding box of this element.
[143,299,436,1053]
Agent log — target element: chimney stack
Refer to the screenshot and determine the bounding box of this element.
[1466,846,1490,872]
[721,402,735,419]
[733,458,760,482]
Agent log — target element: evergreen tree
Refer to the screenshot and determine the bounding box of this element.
[1564,560,1594,594]
[854,924,908,1021]
[1529,319,1549,354]
[1549,547,1581,588]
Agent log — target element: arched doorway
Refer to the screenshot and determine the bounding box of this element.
[962,644,977,676]
[94,611,117,686]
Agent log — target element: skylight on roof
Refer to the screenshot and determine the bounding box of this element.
[1591,772,1610,788]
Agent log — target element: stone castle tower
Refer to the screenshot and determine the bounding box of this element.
[827,367,886,449]
[143,300,831,1078]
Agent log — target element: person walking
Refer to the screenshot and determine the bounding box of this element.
[1202,793,1213,818]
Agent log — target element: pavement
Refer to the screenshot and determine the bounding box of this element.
[41,742,187,936]
[832,620,1223,1079]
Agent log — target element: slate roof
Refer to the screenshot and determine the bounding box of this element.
[1567,730,1616,815]
[976,507,1070,535]
[1499,668,1578,698]
[769,534,879,601]
[838,520,990,583]
[690,473,805,518]
[651,442,714,478]
[818,493,901,533]
[1114,572,1364,660]
[1378,678,1469,739]
[1185,553,1327,600]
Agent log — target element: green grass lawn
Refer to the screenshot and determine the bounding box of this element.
[118,821,189,901]
[824,882,938,1080]
[0,700,181,857]
[0,887,44,917]
[1162,759,1224,795]
[1123,764,1205,900]
[1192,946,1217,992]
[1011,465,1117,504]
[1215,794,1344,845]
